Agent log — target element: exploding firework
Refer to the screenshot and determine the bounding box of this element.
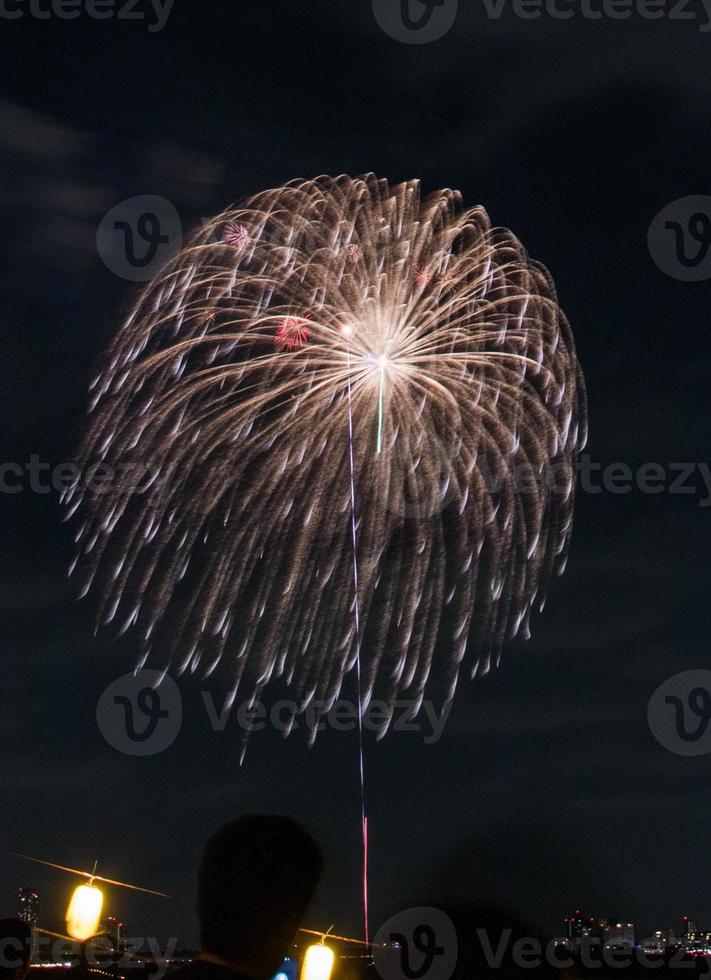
[68,174,586,735]
[345,243,363,264]
[223,220,251,253]
[275,313,312,350]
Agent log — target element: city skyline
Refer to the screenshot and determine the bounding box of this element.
[9,882,711,953]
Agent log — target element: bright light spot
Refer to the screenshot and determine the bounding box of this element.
[378,355,388,368]
[300,945,334,980]
[341,325,353,337]
[66,884,103,941]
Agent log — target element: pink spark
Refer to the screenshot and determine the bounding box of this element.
[414,264,435,289]
[276,314,311,350]
[224,220,251,253]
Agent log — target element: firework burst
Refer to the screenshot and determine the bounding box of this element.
[68,174,586,735]
[223,220,251,253]
[275,314,312,350]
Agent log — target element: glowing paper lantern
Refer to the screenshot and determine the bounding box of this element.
[66,884,103,941]
[300,945,334,980]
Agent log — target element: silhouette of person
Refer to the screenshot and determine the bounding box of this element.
[171,815,322,980]
[0,919,32,980]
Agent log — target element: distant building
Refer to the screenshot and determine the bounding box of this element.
[565,910,597,940]
[100,914,118,945]
[604,922,635,949]
[565,910,584,940]
[101,915,129,953]
[18,888,39,926]
[641,930,677,954]
[682,917,698,938]
[562,911,601,951]
[678,920,711,955]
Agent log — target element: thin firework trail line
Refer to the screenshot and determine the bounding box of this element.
[376,364,385,455]
[346,342,369,947]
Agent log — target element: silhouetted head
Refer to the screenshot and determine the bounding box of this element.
[198,814,322,979]
[0,920,32,980]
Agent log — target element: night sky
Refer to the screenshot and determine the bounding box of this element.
[3,0,711,951]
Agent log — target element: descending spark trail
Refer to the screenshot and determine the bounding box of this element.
[345,341,369,945]
[376,361,385,455]
[68,174,587,737]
